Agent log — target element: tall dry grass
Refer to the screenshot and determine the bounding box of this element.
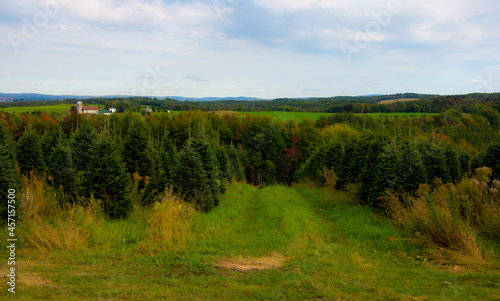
[137,187,197,252]
[383,167,500,263]
[18,173,197,254]
[18,171,96,251]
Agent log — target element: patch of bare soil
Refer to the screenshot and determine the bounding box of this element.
[215,254,287,271]
[18,274,55,287]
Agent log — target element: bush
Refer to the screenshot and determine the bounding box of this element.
[383,167,500,262]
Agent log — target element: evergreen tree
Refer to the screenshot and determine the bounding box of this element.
[70,123,98,173]
[171,142,211,211]
[122,120,152,176]
[358,135,386,204]
[82,136,132,219]
[336,140,357,188]
[227,145,244,181]
[483,141,500,180]
[41,129,60,168]
[457,149,472,179]
[48,142,78,196]
[420,142,450,183]
[15,128,45,174]
[191,135,220,207]
[0,121,17,223]
[396,141,427,193]
[324,141,343,174]
[346,139,370,184]
[294,145,327,183]
[215,146,232,194]
[443,145,461,183]
[141,136,176,206]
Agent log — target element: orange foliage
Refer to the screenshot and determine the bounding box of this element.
[433,132,451,143]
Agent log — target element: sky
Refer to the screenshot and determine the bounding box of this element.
[1,0,500,99]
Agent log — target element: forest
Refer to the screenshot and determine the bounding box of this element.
[1,96,499,299]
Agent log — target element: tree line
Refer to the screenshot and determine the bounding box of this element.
[1,108,499,222]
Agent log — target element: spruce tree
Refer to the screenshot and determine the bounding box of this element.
[294,145,327,183]
[444,145,461,183]
[41,129,60,168]
[336,140,357,189]
[82,136,132,219]
[48,142,78,196]
[0,121,17,223]
[191,135,220,207]
[122,120,152,176]
[358,135,386,205]
[324,141,343,174]
[70,123,98,173]
[15,128,45,174]
[483,141,500,180]
[227,145,244,181]
[420,142,450,183]
[215,146,232,194]
[171,142,210,210]
[396,141,427,193]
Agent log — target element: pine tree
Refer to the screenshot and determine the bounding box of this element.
[0,121,17,223]
[420,142,450,183]
[324,141,343,174]
[294,145,327,183]
[336,140,357,188]
[215,146,232,194]
[444,145,461,183]
[82,136,132,219]
[358,135,386,205]
[122,120,152,176]
[191,135,220,207]
[227,145,244,181]
[41,129,60,168]
[15,128,45,174]
[141,136,177,206]
[70,123,98,173]
[48,142,78,196]
[171,142,210,210]
[483,141,500,180]
[396,141,427,193]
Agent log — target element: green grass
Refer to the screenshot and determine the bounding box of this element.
[238,111,437,122]
[1,183,498,300]
[0,104,105,114]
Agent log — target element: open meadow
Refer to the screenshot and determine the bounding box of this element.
[0,105,104,114]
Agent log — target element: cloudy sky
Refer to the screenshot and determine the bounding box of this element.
[1,0,499,99]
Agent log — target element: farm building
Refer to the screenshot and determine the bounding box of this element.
[76,101,116,115]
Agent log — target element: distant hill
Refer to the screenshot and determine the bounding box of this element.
[166,96,263,102]
[0,93,263,102]
[0,93,132,102]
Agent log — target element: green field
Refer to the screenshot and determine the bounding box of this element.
[0,104,104,114]
[238,111,437,122]
[2,183,497,300]
[0,104,437,122]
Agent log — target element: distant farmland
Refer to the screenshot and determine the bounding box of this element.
[236,111,437,122]
[0,105,437,121]
[0,104,103,114]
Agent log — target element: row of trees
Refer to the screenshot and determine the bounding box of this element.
[295,133,500,207]
[0,113,244,220]
[1,108,499,221]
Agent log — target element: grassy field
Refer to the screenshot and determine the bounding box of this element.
[216,111,437,122]
[0,104,104,114]
[1,183,498,300]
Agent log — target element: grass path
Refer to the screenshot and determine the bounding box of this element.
[1,183,498,300]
